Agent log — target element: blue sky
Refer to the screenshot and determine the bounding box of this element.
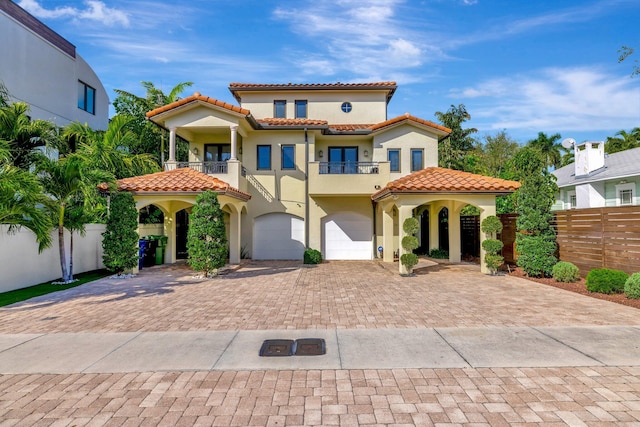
[18,0,640,144]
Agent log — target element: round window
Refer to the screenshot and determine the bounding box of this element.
[341,102,353,113]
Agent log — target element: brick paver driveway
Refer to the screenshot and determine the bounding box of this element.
[1,261,639,426]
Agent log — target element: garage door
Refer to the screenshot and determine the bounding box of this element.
[253,213,305,260]
[323,213,372,260]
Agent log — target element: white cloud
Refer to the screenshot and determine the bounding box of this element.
[452,67,640,135]
[273,0,436,80]
[18,0,129,27]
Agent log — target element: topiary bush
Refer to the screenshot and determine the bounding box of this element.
[303,248,322,265]
[481,215,503,235]
[402,217,419,235]
[400,253,419,272]
[401,235,419,251]
[552,261,580,283]
[481,239,504,254]
[400,217,420,274]
[484,254,504,273]
[624,273,640,299]
[585,268,629,294]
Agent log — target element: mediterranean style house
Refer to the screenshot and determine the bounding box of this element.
[0,0,108,129]
[113,82,519,274]
[553,142,639,210]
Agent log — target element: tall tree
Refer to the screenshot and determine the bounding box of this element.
[36,154,113,282]
[0,139,52,251]
[605,128,640,154]
[618,45,639,77]
[527,132,563,170]
[187,190,228,277]
[434,104,478,170]
[479,130,520,177]
[113,81,193,162]
[102,191,139,275]
[513,147,558,277]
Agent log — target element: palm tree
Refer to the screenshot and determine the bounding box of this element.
[73,115,160,179]
[527,132,563,170]
[0,140,52,251]
[113,81,193,163]
[434,104,478,170]
[36,154,113,282]
[605,128,640,154]
[0,101,58,169]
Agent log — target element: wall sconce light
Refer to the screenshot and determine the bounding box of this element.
[364,149,369,158]
[374,185,381,190]
[193,147,199,155]
[318,150,324,158]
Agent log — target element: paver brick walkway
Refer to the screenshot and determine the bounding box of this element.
[1,261,639,426]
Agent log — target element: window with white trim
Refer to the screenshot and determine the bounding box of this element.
[615,182,636,206]
[567,190,576,209]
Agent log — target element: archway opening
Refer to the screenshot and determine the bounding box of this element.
[438,207,449,251]
[460,204,480,262]
[176,208,189,259]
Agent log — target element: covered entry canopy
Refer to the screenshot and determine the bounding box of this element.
[372,167,520,274]
[100,168,250,265]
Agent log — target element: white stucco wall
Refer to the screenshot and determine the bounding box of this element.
[0,4,108,130]
[0,224,105,293]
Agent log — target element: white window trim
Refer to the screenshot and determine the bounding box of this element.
[566,190,576,209]
[615,182,636,206]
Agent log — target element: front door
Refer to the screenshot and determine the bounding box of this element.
[328,147,358,173]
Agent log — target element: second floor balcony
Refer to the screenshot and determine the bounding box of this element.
[309,161,390,196]
[165,160,247,193]
[171,161,228,174]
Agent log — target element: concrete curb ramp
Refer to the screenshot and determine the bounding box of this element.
[1,326,639,374]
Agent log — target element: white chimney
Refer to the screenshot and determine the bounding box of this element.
[574,141,605,177]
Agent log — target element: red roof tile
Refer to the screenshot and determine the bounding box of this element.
[258,118,328,127]
[329,124,374,131]
[372,167,520,200]
[102,168,251,200]
[146,92,250,119]
[371,113,451,135]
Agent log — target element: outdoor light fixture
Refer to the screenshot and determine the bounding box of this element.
[318,150,323,158]
[193,147,199,155]
[364,149,369,158]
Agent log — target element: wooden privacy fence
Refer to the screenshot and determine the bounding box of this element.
[498,207,640,275]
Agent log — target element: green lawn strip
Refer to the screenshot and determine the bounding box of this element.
[0,269,111,307]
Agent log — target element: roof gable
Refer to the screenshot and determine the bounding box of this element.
[146,92,250,119]
[228,82,397,103]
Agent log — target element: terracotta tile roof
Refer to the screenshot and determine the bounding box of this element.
[372,167,520,200]
[146,92,250,118]
[101,168,251,201]
[329,124,374,132]
[371,113,451,135]
[229,82,397,102]
[258,118,328,127]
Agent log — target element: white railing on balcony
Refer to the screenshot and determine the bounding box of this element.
[170,161,228,174]
[318,161,380,174]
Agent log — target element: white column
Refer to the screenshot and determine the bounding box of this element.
[448,201,461,264]
[382,205,394,263]
[230,125,238,161]
[169,127,176,162]
[228,206,241,265]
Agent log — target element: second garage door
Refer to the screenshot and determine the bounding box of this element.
[253,213,305,260]
[323,212,372,260]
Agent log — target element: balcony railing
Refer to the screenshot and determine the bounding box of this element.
[319,161,380,174]
[171,161,228,174]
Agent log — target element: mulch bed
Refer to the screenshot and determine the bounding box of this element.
[509,267,640,310]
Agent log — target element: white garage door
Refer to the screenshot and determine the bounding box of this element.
[323,213,372,260]
[253,213,305,260]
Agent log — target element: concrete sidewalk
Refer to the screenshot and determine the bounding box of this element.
[2,325,639,375]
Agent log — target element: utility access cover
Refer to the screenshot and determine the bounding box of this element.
[259,339,295,357]
[295,338,326,356]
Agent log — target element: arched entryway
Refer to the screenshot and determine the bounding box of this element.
[175,208,189,259]
[419,210,429,254]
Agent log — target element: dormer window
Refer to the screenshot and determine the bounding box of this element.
[274,100,286,118]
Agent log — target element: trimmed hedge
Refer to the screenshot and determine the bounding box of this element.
[552,261,580,283]
[624,273,640,299]
[585,268,629,294]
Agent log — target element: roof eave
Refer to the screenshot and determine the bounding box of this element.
[372,189,518,201]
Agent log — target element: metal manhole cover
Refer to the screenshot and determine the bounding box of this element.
[295,338,326,356]
[259,339,295,357]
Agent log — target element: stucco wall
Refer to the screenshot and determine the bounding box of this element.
[0,6,108,129]
[0,224,105,293]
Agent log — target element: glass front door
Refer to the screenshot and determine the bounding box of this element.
[205,144,231,162]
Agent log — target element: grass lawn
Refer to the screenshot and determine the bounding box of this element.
[0,269,112,307]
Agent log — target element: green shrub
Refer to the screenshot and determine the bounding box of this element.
[624,273,640,299]
[484,254,504,273]
[481,238,503,254]
[400,253,419,272]
[303,248,322,265]
[516,234,557,277]
[552,261,580,283]
[102,191,139,274]
[401,235,419,251]
[428,248,449,259]
[481,215,503,235]
[586,268,629,294]
[187,191,228,276]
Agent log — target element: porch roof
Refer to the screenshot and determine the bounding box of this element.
[101,168,251,201]
[372,167,520,201]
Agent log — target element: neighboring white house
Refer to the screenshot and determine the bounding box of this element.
[553,142,640,210]
[0,0,108,130]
